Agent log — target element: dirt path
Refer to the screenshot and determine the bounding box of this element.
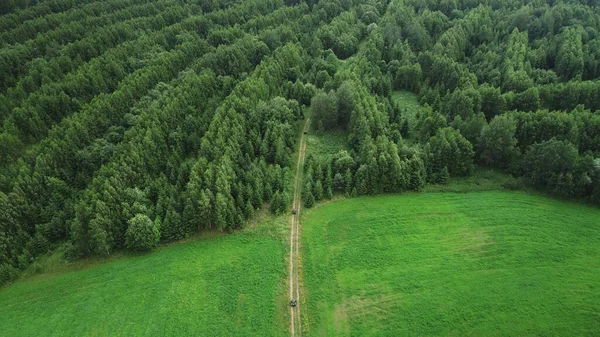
[290,118,309,337]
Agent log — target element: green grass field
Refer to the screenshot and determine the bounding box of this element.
[0,216,290,337]
[302,191,600,336]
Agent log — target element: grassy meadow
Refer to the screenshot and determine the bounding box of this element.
[301,191,600,336]
[0,216,291,337]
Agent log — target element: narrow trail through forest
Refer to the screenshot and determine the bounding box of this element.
[290,118,309,337]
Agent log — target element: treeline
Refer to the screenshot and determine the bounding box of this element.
[0,0,159,45]
[0,1,190,93]
[0,7,198,170]
[0,0,339,285]
[2,0,600,286]
[0,0,97,19]
[302,0,600,208]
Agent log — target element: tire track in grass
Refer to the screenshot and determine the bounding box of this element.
[290,118,309,336]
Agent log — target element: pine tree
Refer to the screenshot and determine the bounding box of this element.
[270,190,284,215]
[437,166,450,184]
[303,181,315,208]
[162,209,183,242]
[314,180,324,201]
[326,186,333,199]
[244,200,254,219]
[304,190,315,208]
[344,168,353,195]
[215,193,229,231]
[325,161,333,193]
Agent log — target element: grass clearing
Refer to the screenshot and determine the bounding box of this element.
[391,90,420,109]
[302,191,600,336]
[391,90,421,137]
[0,217,291,337]
[306,129,349,160]
[423,167,521,193]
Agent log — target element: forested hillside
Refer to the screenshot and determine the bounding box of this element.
[1,0,600,286]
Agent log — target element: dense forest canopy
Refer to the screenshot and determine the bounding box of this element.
[1,0,599,286]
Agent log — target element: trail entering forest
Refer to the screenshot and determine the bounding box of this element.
[289,118,309,337]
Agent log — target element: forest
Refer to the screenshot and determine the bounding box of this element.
[1,0,600,287]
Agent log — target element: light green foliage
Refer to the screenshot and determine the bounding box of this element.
[556,26,584,81]
[416,107,447,142]
[425,127,474,179]
[316,11,363,59]
[125,214,160,251]
[478,84,505,121]
[502,28,533,93]
[303,192,600,336]
[444,86,481,120]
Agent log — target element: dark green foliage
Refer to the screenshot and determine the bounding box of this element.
[479,85,504,121]
[336,81,357,128]
[450,113,487,146]
[303,183,315,208]
[270,190,289,215]
[504,87,541,112]
[333,173,345,191]
[344,168,353,195]
[521,139,584,196]
[314,180,324,201]
[311,90,339,131]
[161,209,185,243]
[511,110,579,151]
[393,64,422,93]
[444,87,481,120]
[406,154,427,190]
[478,115,519,168]
[416,108,447,142]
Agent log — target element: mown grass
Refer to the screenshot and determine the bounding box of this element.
[0,217,291,337]
[302,191,600,336]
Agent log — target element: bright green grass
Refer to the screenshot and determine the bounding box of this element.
[302,191,600,336]
[306,129,349,160]
[391,90,421,138]
[391,90,420,109]
[0,217,290,337]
